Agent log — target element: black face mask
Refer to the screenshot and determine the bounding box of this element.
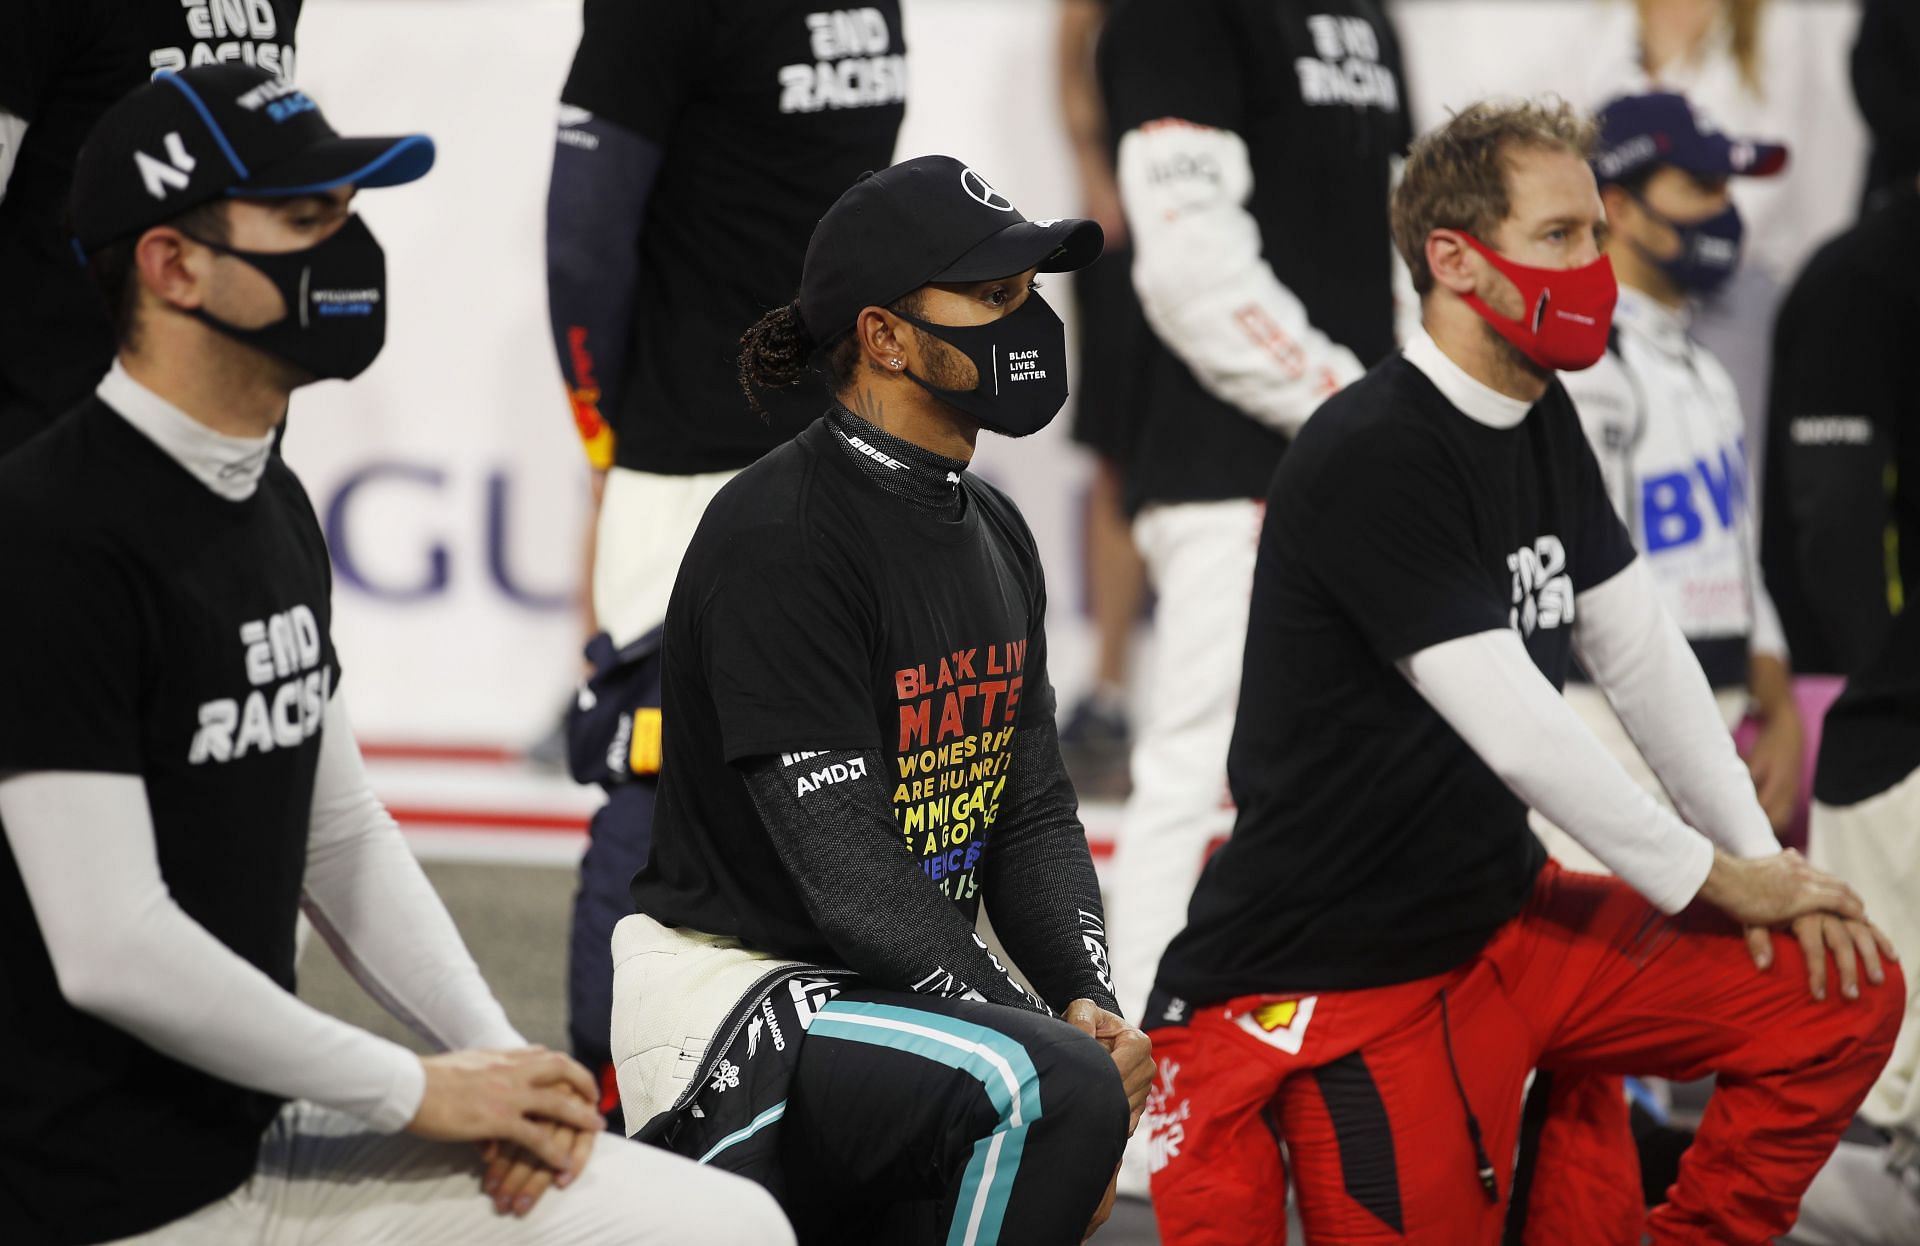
[185,214,388,382]
[897,290,1070,438]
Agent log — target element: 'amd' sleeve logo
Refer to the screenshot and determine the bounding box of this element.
[1508,535,1573,637]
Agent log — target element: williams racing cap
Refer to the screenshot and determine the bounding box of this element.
[71,63,434,253]
[798,155,1104,343]
[1591,91,1788,186]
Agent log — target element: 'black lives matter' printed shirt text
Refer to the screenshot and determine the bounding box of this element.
[636,419,1058,961]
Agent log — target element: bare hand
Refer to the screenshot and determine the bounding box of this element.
[1064,998,1154,1134]
[1083,1168,1119,1241]
[1744,912,1899,1001]
[1697,849,1862,928]
[410,1048,604,1177]
[1744,710,1803,832]
[479,1120,596,1218]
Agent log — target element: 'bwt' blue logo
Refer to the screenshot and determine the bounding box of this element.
[1640,444,1748,553]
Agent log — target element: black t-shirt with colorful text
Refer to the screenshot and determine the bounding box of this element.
[0,1,301,453]
[560,0,905,474]
[634,418,1055,960]
[1153,354,1637,1011]
[0,397,338,1242]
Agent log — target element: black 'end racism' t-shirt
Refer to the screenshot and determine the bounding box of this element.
[1098,0,1409,511]
[635,418,1055,961]
[0,398,336,1242]
[561,0,905,474]
[0,1,300,453]
[1155,353,1637,1008]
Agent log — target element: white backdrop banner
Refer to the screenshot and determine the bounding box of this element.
[288,0,1867,748]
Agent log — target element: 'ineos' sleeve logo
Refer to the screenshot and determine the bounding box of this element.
[960,167,1013,211]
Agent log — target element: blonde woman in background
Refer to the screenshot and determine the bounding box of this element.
[1577,0,1861,472]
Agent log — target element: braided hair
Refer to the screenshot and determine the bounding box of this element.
[736,291,926,418]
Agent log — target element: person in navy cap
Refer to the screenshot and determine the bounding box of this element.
[0,63,792,1246]
[1536,89,1802,863]
[1511,86,1817,1237]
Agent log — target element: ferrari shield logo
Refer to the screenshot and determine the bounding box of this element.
[1235,995,1317,1054]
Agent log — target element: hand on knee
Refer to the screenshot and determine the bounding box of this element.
[1040,1025,1134,1155]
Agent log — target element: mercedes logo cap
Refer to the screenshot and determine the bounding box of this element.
[72,63,435,253]
[797,155,1104,344]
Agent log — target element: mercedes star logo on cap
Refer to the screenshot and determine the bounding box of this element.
[960,167,1013,212]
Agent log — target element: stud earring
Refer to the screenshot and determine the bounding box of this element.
[890,359,904,369]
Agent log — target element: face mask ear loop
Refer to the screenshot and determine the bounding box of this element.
[1621,190,1682,271]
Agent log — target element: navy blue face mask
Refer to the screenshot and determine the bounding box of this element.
[1631,195,1745,296]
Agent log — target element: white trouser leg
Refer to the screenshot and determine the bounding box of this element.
[108,1101,794,1246]
[594,467,740,648]
[1108,499,1262,1026]
[1110,500,1261,1200]
[1811,765,1920,1133]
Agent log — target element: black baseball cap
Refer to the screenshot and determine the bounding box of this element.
[72,63,434,253]
[797,155,1104,343]
[1591,91,1787,186]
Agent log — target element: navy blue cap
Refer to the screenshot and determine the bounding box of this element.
[1592,92,1787,186]
[72,63,434,251]
[798,156,1104,343]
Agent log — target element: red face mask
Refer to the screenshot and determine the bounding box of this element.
[1456,233,1618,373]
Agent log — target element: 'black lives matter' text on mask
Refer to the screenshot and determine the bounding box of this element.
[897,290,1070,437]
[184,214,389,382]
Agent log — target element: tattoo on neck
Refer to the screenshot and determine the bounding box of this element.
[848,385,885,427]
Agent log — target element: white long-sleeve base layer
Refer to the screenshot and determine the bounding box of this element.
[1398,557,1780,916]
[0,696,522,1133]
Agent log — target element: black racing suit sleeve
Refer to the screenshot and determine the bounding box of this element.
[544,112,661,467]
[1762,265,1899,675]
[548,0,705,464]
[978,659,1121,1017]
[738,750,1052,1016]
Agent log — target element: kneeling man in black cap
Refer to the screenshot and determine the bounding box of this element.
[610,156,1150,1245]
